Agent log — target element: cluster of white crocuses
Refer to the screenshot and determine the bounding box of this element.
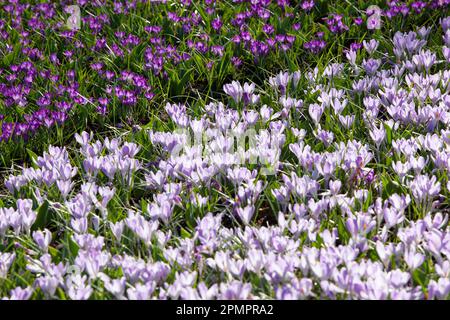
[0,18,450,300]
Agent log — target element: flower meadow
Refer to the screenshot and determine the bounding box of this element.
[0,1,450,301]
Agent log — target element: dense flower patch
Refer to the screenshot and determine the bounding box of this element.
[0,1,448,165]
[1,9,450,299]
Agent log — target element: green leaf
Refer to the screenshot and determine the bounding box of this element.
[68,236,79,258]
[384,123,392,145]
[31,201,50,231]
[180,227,191,239]
[48,246,58,258]
[140,199,148,214]
[412,268,426,287]
[26,148,39,166]
[363,189,373,211]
